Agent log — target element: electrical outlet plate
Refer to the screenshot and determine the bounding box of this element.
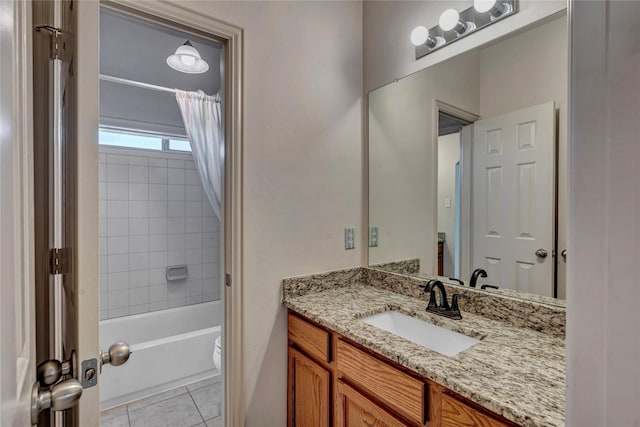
[345,227,355,250]
[369,226,379,247]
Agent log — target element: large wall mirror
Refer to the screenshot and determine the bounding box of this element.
[368,11,567,303]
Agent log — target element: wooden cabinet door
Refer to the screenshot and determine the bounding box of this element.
[336,381,407,427]
[441,394,511,427]
[288,347,331,427]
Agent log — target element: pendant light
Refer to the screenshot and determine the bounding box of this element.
[166,40,209,74]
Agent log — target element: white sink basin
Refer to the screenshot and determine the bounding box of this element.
[362,311,479,357]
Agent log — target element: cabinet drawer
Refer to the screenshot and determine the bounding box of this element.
[288,313,331,363]
[441,394,511,427]
[336,339,426,425]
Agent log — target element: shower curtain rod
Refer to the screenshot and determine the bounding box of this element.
[99,74,220,100]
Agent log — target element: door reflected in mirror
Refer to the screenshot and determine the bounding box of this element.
[368,13,567,302]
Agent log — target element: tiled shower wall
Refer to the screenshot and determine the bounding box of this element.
[99,147,221,320]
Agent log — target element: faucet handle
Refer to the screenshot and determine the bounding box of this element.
[451,293,471,312]
[480,284,499,290]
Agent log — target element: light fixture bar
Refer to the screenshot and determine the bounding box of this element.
[414,0,517,60]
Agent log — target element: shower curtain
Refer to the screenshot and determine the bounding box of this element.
[175,90,223,221]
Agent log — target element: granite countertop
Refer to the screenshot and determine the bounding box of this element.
[283,283,565,427]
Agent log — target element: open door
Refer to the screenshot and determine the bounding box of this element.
[0,1,37,425]
[472,102,556,296]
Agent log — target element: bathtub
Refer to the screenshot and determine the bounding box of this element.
[99,301,222,409]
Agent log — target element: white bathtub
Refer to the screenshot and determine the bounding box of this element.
[99,301,222,409]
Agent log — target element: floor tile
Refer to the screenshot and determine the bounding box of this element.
[186,373,221,392]
[190,383,222,421]
[128,393,203,427]
[206,416,222,427]
[101,413,130,427]
[126,386,188,411]
[100,404,128,421]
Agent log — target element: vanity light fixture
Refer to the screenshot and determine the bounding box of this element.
[412,0,517,60]
[410,26,445,48]
[438,9,475,35]
[166,40,209,74]
[474,0,513,18]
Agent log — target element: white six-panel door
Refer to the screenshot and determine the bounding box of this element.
[0,1,37,425]
[472,102,556,296]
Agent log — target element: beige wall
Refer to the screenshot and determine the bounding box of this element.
[478,16,567,297]
[363,0,566,92]
[568,1,640,424]
[180,3,363,425]
[368,51,479,274]
[437,133,460,278]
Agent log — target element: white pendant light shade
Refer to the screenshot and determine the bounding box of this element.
[167,41,209,74]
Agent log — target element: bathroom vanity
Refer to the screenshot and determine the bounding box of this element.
[282,267,565,427]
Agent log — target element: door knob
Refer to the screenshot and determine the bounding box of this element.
[31,379,83,424]
[100,341,132,368]
[36,352,75,387]
[535,249,548,258]
[561,249,567,260]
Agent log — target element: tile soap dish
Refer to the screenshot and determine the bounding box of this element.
[166,265,188,282]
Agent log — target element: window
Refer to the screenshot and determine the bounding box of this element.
[99,128,191,152]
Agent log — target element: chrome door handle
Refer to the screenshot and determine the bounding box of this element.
[31,379,83,424]
[535,249,548,258]
[100,341,132,368]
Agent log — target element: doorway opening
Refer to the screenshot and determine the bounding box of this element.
[98,7,224,426]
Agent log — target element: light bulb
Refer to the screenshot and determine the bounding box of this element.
[474,0,496,13]
[439,9,460,32]
[410,26,430,46]
[181,55,196,66]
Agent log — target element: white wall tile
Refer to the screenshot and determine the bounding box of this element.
[148,235,168,251]
[129,201,149,218]
[129,183,149,200]
[149,184,168,200]
[167,185,185,202]
[148,157,167,168]
[149,251,167,269]
[168,250,186,265]
[129,235,149,253]
[107,201,129,218]
[129,218,149,236]
[168,159,184,169]
[107,164,129,182]
[167,217,186,234]
[149,167,168,184]
[107,272,129,290]
[185,169,200,186]
[129,165,149,183]
[129,270,149,288]
[107,236,129,255]
[108,254,129,273]
[167,201,185,218]
[107,218,129,237]
[149,218,167,234]
[168,168,185,185]
[129,288,149,306]
[99,147,221,319]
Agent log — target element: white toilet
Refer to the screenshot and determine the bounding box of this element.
[213,336,222,371]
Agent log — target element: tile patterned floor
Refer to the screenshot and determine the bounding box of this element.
[100,376,222,427]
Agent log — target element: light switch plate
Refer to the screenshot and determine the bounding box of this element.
[369,226,379,247]
[345,227,355,250]
[444,198,451,208]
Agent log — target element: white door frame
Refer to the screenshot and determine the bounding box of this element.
[79,1,245,425]
[432,100,479,281]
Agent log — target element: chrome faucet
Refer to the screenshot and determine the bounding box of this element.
[469,268,487,288]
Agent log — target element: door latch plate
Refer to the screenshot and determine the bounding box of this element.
[81,359,98,388]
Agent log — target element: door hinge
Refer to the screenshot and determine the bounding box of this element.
[225,273,232,287]
[50,248,70,275]
[35,25,64,60]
